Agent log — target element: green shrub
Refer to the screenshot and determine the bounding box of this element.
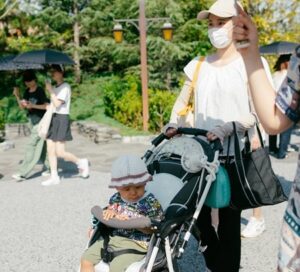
[102,76,128,117]
[70,76,108,121]
[112,81,177,132]
[114,79,143,130]
[0,96,27,123]
[149,89,177,131]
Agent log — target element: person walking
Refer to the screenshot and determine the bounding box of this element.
[272,55,294,159]
[268,55,290,155]
[233,6,300,271]
[42,64,89,186]
[164,1,273,271]
[12,70,50,181]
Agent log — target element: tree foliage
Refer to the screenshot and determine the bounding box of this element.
[0,0,299,130]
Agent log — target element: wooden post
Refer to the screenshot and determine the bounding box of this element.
[139,0,149,131]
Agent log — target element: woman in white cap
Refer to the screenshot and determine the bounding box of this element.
[164,0,273,271]
[43,64,89,186]
[80,154,163,272]
[233,6,300,272]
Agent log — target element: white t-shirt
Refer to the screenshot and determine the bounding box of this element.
[184,55,273,155]
[53,82,71,114]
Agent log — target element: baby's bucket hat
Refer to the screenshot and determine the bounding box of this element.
[109,154,152,188]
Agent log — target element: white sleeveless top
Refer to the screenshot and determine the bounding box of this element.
[184,56,272,155]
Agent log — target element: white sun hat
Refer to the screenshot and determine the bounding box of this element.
[109,154,152,188]
[197,0,243,20]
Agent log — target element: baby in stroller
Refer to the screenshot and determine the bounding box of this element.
[80,128,223,272]
[80,154,163,272]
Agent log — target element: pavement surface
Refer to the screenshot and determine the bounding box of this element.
[0,126,299,272]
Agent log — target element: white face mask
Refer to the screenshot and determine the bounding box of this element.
[208,27,232,49]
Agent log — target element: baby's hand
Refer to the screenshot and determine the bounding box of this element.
[103,209,117,220]
[115,214,129,221]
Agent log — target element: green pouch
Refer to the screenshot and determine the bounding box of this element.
[204,165,231,208]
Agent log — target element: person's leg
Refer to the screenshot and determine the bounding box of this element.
[269,135,278,153]
[278,127,293,158]
[253,207,263,219]
[47,139,58,175]
[41,139,60,186]
[80,260,95,272]
[17,124,46,178]
[55,141,90,178]
[55,141,80,164]
[241,207,266,238]
[215,207,242,272]
[196,205,220,271]
[81,239,104,272]
[40,140,50,173]
[109,236,147,272]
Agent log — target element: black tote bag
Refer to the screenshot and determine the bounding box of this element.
[226,122,287,210]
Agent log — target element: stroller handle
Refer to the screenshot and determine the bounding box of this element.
[151,127,223,152]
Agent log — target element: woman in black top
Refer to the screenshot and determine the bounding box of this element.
[12,70,50,181]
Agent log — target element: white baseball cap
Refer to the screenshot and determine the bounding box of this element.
[109,154,152,188]
[197,0,243,20]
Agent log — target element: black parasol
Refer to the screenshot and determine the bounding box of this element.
[259,41,299,55]
[0,55,43,71]
[13,49,75,65]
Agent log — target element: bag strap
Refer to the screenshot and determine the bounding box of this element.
[178,56,205,116]
[232,122,262,207]
[232,122,248,186]
[246,84,265,149]
[190,56,205,98]
[101,246,145,263]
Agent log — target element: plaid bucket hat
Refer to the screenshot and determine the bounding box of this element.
[109,155,152,188]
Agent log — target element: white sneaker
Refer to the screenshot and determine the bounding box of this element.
[12,174,26,182]
[287,146,297,152]
[41,170,51,177]
[241,217,266,238]
[41,176,61,186]
[78,158,90,178]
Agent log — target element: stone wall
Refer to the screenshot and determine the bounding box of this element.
[72,121,122,144]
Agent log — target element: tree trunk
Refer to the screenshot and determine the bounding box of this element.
[73,1,81,83]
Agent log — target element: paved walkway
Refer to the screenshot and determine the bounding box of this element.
[0,126,299,272]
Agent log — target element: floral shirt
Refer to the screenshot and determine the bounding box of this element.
[92,192,163,242]
[276,48,300,272]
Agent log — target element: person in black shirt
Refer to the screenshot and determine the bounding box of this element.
[12,70,50,181]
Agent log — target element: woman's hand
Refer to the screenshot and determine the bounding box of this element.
[13,87,20,98]
[162,123,178,138]
[250,134,261,150]
[206,131,220,142]
[25,102,33,110]
[233,5,259,56]
[45,81,53,94]
[165,127,178,138]
[208,123,234,143]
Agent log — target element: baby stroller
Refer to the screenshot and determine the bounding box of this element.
[84,128,223,272]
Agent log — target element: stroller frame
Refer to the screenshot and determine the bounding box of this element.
[87,128,222,272]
